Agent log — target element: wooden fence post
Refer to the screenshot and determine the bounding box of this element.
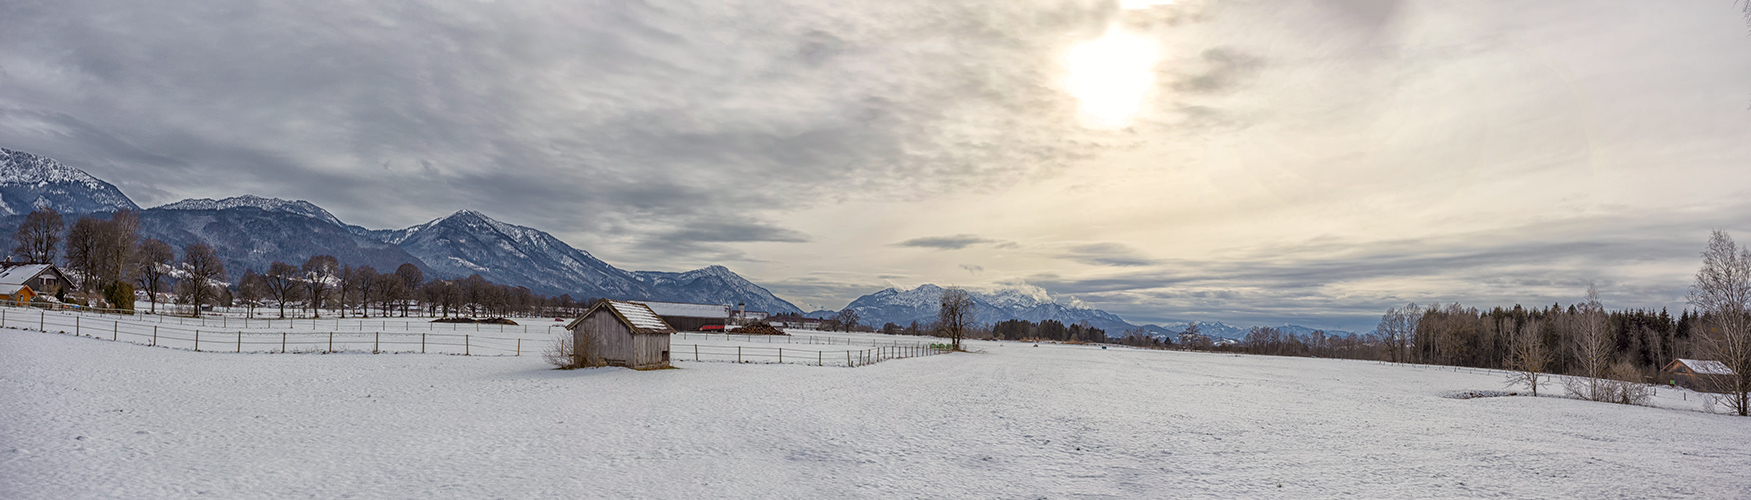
[374,332,380,354]
[737,346,742,363]
[695,344,699,361]
[779,348,782,363]
[75,316,79,336]
[195,329,200,351]
[465,334,470,355]
[113,321,118,341]
[818,351,822,366]
[282,332,287,353]
[328,332,333,352]
[421,333,426,354]
[237,331,242,352]
[516,338,521,356]
[152,326,157,346]
[39,311,43,331]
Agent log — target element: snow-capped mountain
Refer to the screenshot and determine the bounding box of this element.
[155,195,346,227]
[0,148,139,215]
[633,265,804,314]
[355,209,653,299]
[841,283,1135,332]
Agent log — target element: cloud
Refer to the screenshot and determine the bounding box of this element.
[1171,47,1264,94]
[894,234,1004,250]
[959,264,984,275]
[1063,242,1158,267]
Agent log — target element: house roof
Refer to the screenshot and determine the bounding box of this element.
[567,299,677,334]
[1672,358,1736,376]
[0,283,31,296]
[629,300,730,319]
[0,264,58,286]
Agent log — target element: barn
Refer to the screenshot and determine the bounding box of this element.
[0,284,35,305]
[567,299,676,370]
[629,300,731,332]
[1660,358,1736,392]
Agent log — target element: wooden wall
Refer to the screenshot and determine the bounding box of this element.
[572,308,671,369]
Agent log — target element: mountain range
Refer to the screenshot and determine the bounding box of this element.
[0,146,1355,337]
[0,147,802,314]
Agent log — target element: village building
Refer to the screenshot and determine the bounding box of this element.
[567,299,676,369]
[0,283,35,305]
[1660,358,1737,392]
[0,262,73,299]
[628,300,731,332]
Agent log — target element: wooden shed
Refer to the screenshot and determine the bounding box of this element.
[0,284,35,305]
[566,299,676,370]
[1660,358,1736,392]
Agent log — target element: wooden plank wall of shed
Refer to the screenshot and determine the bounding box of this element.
[574,310,635,365]
[632,333,671,369]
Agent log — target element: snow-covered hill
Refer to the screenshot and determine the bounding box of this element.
[155,195,346,227]
[633,265,804,314]
[356,209,653,299]
[0,148,139,215]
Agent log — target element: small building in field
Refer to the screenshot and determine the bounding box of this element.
[0,284,35,305]
[629,300,731,332]
[0,262,73,298]
[1661,358,1737,392]
[567,299,676,369]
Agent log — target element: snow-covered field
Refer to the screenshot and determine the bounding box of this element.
[4,326,1750,499]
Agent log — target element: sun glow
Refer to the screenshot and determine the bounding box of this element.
[1064,25,1159,129]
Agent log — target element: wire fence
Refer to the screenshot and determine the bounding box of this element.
[670,342,952,367]
[2,304,954,367]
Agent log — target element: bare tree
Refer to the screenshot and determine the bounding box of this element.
[1505,318,1551,396]
[353,266,378,318]
[938,286,975,351]
[263,261,303,318]
[1376,303,1422,363]
[336,264,356,318]
[237,269,265,318]
[834,308,860,332]
[1689,230,1751,416]
[1564,285,1617,402]
[177,243,226,317]
[302,255,339,318]
[135,238,174,314]
[395,263,423,317]
[12,208,62,262]
[62,217,102,291]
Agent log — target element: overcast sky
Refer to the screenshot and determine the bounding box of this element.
[3,0,1749,331]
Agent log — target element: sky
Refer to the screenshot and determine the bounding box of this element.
[2,0,1749,331]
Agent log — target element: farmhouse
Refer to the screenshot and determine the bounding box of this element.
[0,284,34,304]
[629,300,731,332]
[1660,358,1736,392]
[0,262,72,299]
[568,299,676,369]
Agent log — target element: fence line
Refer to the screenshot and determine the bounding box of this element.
[3,304,952,367]
[671,342,952,367]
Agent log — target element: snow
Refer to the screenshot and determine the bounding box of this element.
[0,148,105,186]
[4,313,1751,498]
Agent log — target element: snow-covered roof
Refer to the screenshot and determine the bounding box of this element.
[0,283,31,295]
[629,300,730,319]
[1675,359,1736,376]
[567,300,677,334]
[0,264,55,286]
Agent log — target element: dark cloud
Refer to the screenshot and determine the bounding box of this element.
[959,264,985,275]
[894,234,1002,250]
[0,0,1118,268]
[1172,47,1264,94]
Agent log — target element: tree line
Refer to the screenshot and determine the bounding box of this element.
[10,208,599,319]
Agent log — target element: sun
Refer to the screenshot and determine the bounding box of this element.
[1064,25,1159,129]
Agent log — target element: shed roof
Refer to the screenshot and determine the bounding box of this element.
[1672,358,1736,376]
[0,283,31,296]
[567,299,677,334]
[629,300,730,319]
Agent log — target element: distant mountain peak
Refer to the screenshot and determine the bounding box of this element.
[0,147,140,215]
[154,194,346,227]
